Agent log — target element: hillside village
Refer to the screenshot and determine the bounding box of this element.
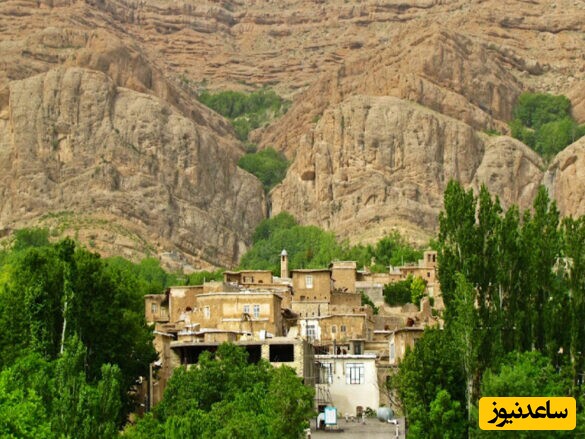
[144,249,442,417]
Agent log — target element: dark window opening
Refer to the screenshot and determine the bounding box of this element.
[269,344,295,362]
[314,345,329,355]
[245,345,262,364]
[179,345,217,365]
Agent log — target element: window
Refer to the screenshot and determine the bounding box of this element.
[151,303,158,314]
[320,362,333,384]
[353,342,362,355]
[306,324,316,340]
[345,363,364,384]
[306,275,313,289]
[390,342,395,361]
[203,306,210,319]
[269,344,294,362]
[340,325,346,333]
[243,304,250,315]
[253,304,260,319]
[331,325,337,334]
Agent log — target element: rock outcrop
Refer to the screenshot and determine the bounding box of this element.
[270,96,544,243]
[0,68,265,268]
[0,0,584,259]
[544,137,585,219]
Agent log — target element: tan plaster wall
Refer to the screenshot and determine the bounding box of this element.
[293,270,331,301]
[331,266,357,293]
[145,295,168,324]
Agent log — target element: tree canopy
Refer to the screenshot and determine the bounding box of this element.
[123,343,315,439]
[0,234,158,436]
[392,181,585,437]
[509,92,585,158]
[241,212,423,275]
[238,147,289,193]
[197,89,290,142]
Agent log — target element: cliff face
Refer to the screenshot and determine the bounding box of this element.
[0,0,584,258]
[544,137,585,219]
[270,96,544,243]
[0,67,265,268]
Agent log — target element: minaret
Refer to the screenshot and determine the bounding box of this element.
[280,249,289,279]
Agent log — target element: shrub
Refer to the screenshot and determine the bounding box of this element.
[238,147,289,192]
[509,92,585,158]
[383,276,414,306]
[198,89,290,141]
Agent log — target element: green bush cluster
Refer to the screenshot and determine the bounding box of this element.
[240,212,423,275]
[0,235,158,437]
[345,231,423,272]
[123,343,315,439]
[383,275,414,306]
[198,89,290,142]
[509,92,585,158]
[238,147,289,192]
[239,213,343,275]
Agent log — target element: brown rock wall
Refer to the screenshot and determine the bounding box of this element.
[0,68,265,267]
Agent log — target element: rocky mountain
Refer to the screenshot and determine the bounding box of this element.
[270,95,545,243]
[0,0,584,263]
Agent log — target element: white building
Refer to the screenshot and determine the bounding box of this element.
[315,353,379,417]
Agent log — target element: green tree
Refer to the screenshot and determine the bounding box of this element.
[52,338,122,439]
[238,147,289,192]
[410,276,427,307]
[186,269,224,285]
[240,219,343,275]
[393,327,467,438]
[562,216,585,393]
[0,239,156,419]
[0,340,123,439]
[252,212,297,243]
[448,274,481,418]
[471,351,573,438]
[383,276,414,306]
[509,92,584,158]
[126,343,314,439]
[198,89,290,142]
[0,354,53,438]
[428,389,467,439]
[12,227,50,251]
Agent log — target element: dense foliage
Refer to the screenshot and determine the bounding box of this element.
[124,343,315,439]
[509,92,585,158]
[241,212,423,275]
[238,147,289,192]
[240,213,344,274]
[0,339,123,439]
[393,327,467,438]
[383,276,414,306]
[0,234,160,437]
[392,182,585,437]
[382,275,426,306]
[198,89,290,142]
[346,232,423,272]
